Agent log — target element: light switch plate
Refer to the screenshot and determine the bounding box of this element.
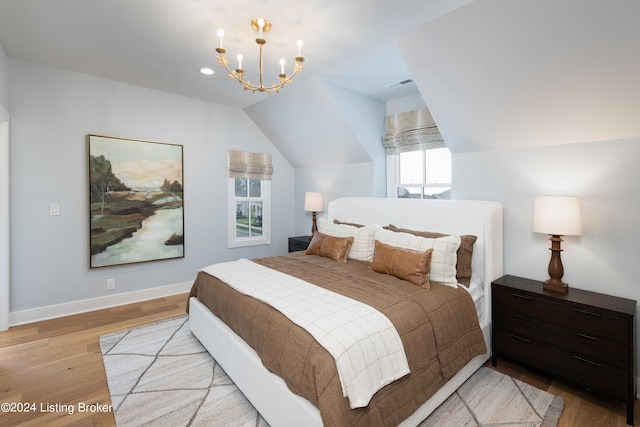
[49,203,60,216]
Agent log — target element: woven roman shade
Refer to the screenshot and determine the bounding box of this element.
[382,108,446,154]
[228,149,273,181]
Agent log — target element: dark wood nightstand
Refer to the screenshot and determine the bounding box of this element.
[288,235,312,252]
[491,275,637,425]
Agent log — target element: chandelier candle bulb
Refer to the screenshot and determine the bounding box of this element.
[280,59,285,74]
[257,18,265,38]
[236,54,243,70]
[217,29,224,49]
[297,40,303,57]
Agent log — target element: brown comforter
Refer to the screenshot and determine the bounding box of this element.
[188,252,486,426]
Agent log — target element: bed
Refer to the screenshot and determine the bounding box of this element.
[189,197,503,426]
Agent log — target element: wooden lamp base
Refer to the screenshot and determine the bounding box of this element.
[311,211,318,235]
[543,278,568,293]
[544,234,568,293]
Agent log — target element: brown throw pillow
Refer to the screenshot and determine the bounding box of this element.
[371,240,433,289]
[386,224,477,287]
[305,231,354,263]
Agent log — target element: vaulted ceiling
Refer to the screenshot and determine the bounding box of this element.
[0,0,462,108]
[1,0,638,166]
[399,0,640,154]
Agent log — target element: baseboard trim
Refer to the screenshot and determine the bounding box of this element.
[9,281,192,327]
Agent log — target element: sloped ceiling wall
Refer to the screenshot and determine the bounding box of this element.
[397,0,640,154]
[247,0,640,163]
[244,76,385,168]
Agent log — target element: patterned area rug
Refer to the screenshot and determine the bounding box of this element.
[100,316,564,426]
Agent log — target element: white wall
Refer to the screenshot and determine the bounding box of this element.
[291,92,434,236]
[385,93,425,116]
[8,59,295,316]
[289,83,388,236]
[0,42,9,330]
[454,138,640,372]
[294,162,382,236]
[0,42,8,108]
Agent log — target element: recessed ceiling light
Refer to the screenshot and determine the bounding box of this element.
[199,67,214,75]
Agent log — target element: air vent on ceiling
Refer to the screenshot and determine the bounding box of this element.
[385,78,415,90]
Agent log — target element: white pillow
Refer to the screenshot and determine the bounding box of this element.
[374,227,461,287]
[317,218,375,262]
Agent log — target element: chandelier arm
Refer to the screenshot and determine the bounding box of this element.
[270,61,304,88]
[216,50,304,94]
[216,52,249,86]
[213,20,304,94]
[258,60,303,93]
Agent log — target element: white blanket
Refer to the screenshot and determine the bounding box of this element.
[201,259,410,408]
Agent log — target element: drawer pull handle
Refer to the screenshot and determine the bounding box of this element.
[573,355,601,367]
[510,293,531,300]
[511,314,532,322]
[574,331,601,341]
[573,308,601,317]
[511,334,532,343]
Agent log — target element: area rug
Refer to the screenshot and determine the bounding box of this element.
[100,315,564,426]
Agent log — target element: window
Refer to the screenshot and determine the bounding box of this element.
[227,150,272,248]
[228,177,270,247]
[387,147,452,199]
[382,108,451,199]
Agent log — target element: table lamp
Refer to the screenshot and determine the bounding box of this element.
[532,195,582,293]
[304,192,324,235]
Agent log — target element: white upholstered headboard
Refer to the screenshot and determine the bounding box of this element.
[327,197,503,316]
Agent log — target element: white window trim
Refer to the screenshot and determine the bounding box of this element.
[386,151,451,199]
[386,154,398,197]
[227,177,271,248]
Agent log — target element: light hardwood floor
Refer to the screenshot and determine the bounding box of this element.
[0,293,637,426]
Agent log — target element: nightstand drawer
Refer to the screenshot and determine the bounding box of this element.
[493,287,629,343]
[288,235,312,252]
[494,328,628,398]
[492,287,545,318]
[494,309,629,370]
[552,325,629,370]
[559,305,629,344]
[288,241,308,252]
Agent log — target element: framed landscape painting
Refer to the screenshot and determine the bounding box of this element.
[88,135,184,268]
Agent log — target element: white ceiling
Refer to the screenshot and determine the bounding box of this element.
[0,0,472,109]
[2,0,638,162]
[400,0,640,153]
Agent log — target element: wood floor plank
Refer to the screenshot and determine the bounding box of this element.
[490,358,638,426]
[0,292,636,426]
[0,294,187,426]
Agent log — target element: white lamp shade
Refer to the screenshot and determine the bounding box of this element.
[304,192,324,212]
[532,196,582,236]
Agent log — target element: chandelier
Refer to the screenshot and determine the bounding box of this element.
[215,18,305,94]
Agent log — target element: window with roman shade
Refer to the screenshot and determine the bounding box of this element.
[228,149,273,180]
[382,108,446,154]
[383,108,452,199]
[227,150,272,247]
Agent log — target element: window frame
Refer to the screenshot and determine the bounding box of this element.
[386,147,452,199]
[227,177,271,248]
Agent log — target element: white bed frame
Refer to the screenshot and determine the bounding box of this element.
[190,197,503,426]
